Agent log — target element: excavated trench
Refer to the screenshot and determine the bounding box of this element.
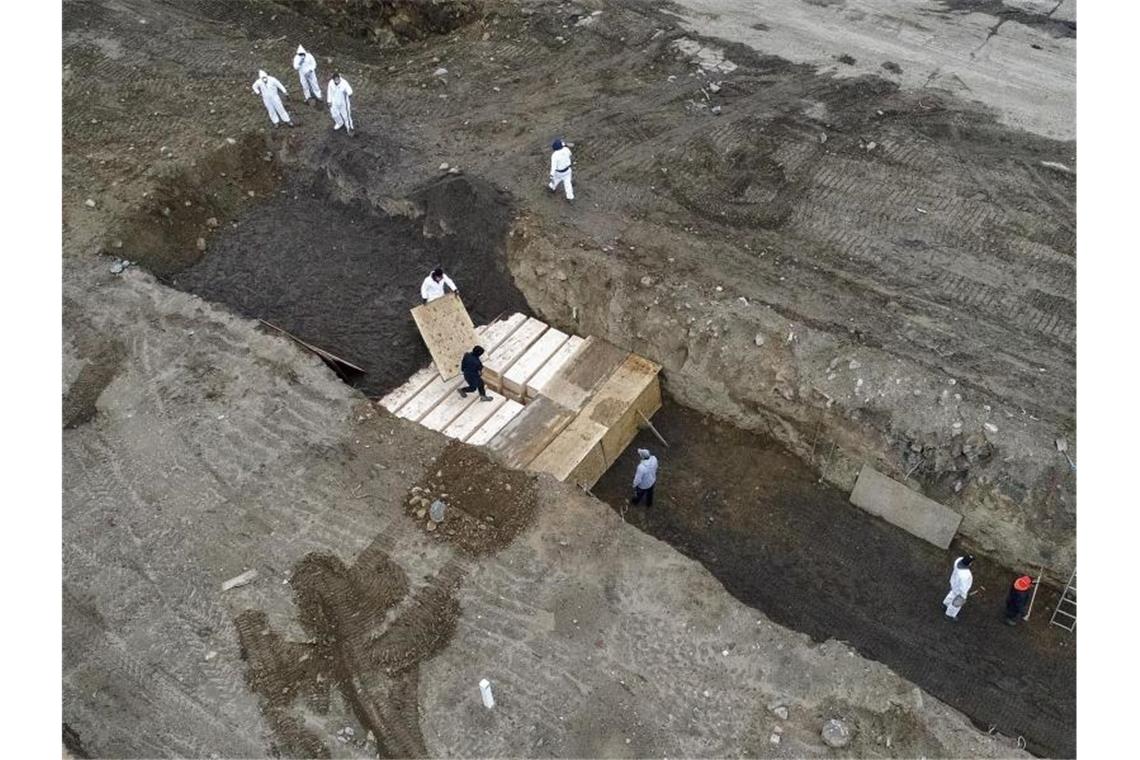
[115,140,1074,756]
[118,143,530,398]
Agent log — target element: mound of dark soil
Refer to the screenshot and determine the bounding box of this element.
[405,440,539,555]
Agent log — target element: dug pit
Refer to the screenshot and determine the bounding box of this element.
[591,397,1076,758]
[169,172,529,397]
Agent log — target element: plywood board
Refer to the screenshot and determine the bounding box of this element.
[483,317,550,390]
[467,399,525,446]
[541,336,629,413]
[526,335,585,400]
[410,293,478,381]
[503,327,569,398]
[396,374,463,422]
[579,354,663,466]
[849,464,963,549]
[443,395,507,441]
[528,414,609,487]
[486,396,576,469]
[598,375,662,468]
[379,366,438,414]
[420,385,478,432]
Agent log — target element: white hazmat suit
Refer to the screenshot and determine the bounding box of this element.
[252,70,291,126]
[942,556,974,619]
[293,45,322,101]
[421,272,458,302]
[548,141,574,200]
[327,76,354,132]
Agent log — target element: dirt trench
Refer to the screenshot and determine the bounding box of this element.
[592,397,1075,758]
[164,165,528,397]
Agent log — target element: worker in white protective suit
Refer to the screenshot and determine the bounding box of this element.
[421,268,458,303]
[327,72,354,135]
[942,554,975,620]
[252,70,293,127]
[292,45,322,103]
[547,138,574,201]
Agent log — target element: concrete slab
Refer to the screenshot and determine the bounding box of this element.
[503,327,569,400]
[526,335,584,401]
[410,293,478,380]
[849,465,963,549]
[467,399,525,446]
[486,396,576,469]
[483,317,549,390]
[542,336,629,413]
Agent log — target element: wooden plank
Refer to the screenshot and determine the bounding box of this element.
[849,465,963,549]
[503,327,569,399]
[420,385,480,432]
[486,396,576,468]
[579,354,663,466]
[410,293,478,381]
[528,414,609,487]
[378,366,438,413]
[483,317,549,391]
[601,378,662,468]
[541,336,629,413]
[526,335,585,401]
[259,320,365,373]
[396,374,463,422]
[443,395,507,441]
[467,399,525,446]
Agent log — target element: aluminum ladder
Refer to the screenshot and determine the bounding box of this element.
[1049,568,1076,631]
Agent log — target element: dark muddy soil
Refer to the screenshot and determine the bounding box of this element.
[111,133,285,278]
[405,441,539,555]
[237,544,463,758]
[592,398,1076,758]
[172,174,529,397]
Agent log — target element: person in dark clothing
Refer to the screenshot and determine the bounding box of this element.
[458,346,493,401]
[1004,575,1033,625]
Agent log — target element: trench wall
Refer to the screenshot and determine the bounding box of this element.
[507,220,1076,577]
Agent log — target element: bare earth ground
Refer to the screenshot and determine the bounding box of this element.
[62,0,1074,757]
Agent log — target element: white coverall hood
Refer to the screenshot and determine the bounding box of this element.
[258,70,268,80]
[296,45,306,55]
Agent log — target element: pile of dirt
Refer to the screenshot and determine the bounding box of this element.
[173,174,529,397]
[236,544,463,758]
[404,440,539,555]
[275,0,482,45]
[110,133,285,278]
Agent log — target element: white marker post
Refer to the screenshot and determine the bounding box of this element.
[479,678,495,709]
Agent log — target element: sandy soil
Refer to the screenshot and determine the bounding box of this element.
[61,0,1073,756]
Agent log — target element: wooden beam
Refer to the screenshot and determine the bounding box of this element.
[258,320,365,373]
[637,409,670,449]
